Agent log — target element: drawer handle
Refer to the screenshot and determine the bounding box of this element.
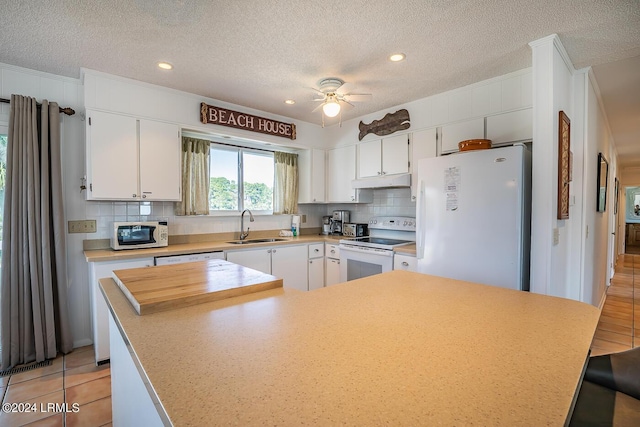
[402,261,409,266]
[330,250,335,253]
[314,248,319,252]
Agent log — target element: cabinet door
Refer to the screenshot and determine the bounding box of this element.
[87,111,138,199]
[308,258,324,291]
[358,140,382,178]
[327,145,356,202]
[382,134,409,175]
[486,108,532,145]
[441,118,484,154]
[325,258,341,286]
[298,148,326,203]
[226,248,271,274]
[311,149,326,202]
[90,258,154,363]
[410,128,437,201]
[139,120,181,201]
[271,246,308,291]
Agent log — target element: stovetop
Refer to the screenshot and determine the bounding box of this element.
[338,216,416,250]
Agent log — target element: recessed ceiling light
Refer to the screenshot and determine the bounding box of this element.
[284,99,296,105]
[389,53,406,62]
[158,62,173,70]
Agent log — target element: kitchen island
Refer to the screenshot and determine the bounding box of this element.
[101,269,599,426]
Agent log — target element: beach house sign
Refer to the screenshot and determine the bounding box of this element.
[200,102,296,140]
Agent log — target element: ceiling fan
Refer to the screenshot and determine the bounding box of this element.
[310,78,372,121]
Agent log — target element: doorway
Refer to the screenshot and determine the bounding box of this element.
[624,187,640,254]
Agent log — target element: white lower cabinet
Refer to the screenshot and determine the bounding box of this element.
[308,243,325,291]
[226,245,308,291]
[89,258,154,364]
[109,312,164,426]
[393,253,417,272]
[325,243,341,286]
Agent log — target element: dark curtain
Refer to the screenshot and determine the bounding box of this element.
[1,94,73,369]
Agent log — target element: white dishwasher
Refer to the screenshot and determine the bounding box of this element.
[154,251,225,265]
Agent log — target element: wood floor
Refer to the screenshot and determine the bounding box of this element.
[590,253,639,356]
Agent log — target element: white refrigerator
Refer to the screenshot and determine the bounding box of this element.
[416,144,531,291]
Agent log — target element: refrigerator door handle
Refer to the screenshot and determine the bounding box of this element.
[416,179,426,260]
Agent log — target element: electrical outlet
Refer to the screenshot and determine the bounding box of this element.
[301,214,307,223]
[68,220,97,234]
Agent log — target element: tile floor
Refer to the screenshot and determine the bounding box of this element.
[590,253,639,356]
[0,345,111,426]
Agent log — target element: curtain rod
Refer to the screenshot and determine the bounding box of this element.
[0,97,76,116]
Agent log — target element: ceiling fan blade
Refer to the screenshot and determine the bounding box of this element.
[306,86,324,96]
[335,82,356,95]
[312,103,325,113]
[312,97,325,102]
[344,93,372,102]
[340,100,355,109]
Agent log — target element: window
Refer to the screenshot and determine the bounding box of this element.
[209,144,274,213]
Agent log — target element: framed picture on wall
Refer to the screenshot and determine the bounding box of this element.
[597,152,609,213]
[557,111,571,219]
[614,177,619,215]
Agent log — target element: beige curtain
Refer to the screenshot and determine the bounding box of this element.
[273,151,298,214]
[175,137,210,215]
[1,94,73,369]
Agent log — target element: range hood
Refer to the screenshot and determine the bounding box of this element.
[351,173,411,189]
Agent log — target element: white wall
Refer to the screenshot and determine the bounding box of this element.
[529,35,617,307]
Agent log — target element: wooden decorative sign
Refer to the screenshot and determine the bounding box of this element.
[358,109,410,141]
[557,111,570,219]
[200,103,296,140]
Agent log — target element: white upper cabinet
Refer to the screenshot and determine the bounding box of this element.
[298,148,326,203]
[486,108,533,145]
[358,134,409,178]
[86,110,181,201]
[327,145,372,203]
[86,111,139,199]
[139,119,182,201]
[410,128,437,200]
[440,118,485,154]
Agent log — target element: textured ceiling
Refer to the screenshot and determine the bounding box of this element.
[1,1,640,164]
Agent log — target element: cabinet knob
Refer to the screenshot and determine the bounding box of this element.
[330,250,335,254]
[314,248,319,252]
[377,171,381,175]
[313,198,316,202]
[309,260,313,264]
[142,194,147,199]
[272,249,277,253]
[351,196,355,201]
[402,261,409,266]
[132,194,137,198]
[267,249,272,253]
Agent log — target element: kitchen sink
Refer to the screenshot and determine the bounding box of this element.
[226,238,288,244]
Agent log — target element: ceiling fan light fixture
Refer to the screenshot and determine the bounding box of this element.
[323,98,341,117]
[389,53,406,62]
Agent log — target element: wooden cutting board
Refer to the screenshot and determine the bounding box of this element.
[112,259,283,315]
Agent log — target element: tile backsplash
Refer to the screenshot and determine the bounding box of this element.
[86,188,416,239]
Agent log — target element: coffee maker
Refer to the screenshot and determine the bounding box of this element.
[322,216,332,235]
[330,210,350,235]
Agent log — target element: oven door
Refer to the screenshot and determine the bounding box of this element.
[339,244,394,282]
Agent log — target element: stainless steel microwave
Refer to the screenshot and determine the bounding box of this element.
[111,221,169,250]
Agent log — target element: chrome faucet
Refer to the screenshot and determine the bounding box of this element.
[240,209,255,240]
